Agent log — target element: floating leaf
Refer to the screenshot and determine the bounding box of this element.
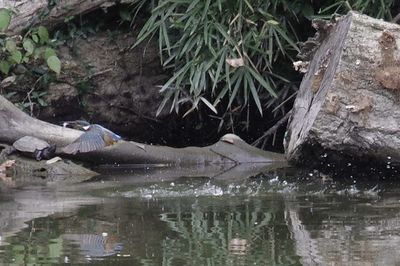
[23,39,34,55]
[47,55,61,74]
[37,26,49,44]
[0,9,11,32]
[0,60,10,74]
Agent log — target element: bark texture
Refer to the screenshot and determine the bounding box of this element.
[1,0,128,35]
[285,12,400,164]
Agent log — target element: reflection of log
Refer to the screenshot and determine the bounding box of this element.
[1,0,131,35]
[0,95,285,165]
[285,201,325,265]
[94,162,288,183]
[285,12,400,164]
[0,185,101,242]
[0,163,285,245]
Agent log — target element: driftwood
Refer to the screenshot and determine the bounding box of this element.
[0,95,285,165]
[285,12,400,165]
[1,0,131,35]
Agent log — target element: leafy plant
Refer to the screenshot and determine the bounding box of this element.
[0,9,61,76]
[128,0,399,146]
[316,0,396,20]
[0,9,62,115]
[0,8,11,32]
[132,0,299,120]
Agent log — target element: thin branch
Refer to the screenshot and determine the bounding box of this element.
[252,109,292,147]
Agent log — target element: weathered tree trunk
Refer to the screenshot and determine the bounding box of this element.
[1,0,130,35]
[285,12,400,165]
[0,95,285,165]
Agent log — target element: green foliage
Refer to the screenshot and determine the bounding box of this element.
[132,0,299,119]
[75,80,95,95]
[37,26,50,44]
[0,11,61,76]
[130,0,398,136]
[0,60,10,74]
[0,10,62,115]
[0,8,11,32]
[317,0,395,20]
[46,55,61,74]
[15,91,48,108]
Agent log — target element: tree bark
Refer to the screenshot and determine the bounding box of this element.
[0,95,285,165]
[1,0,130,35]
[285,12,400,164]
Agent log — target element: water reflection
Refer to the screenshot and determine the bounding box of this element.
[156,196,298,265]
[1,165,400,265]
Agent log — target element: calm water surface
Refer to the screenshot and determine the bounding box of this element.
[0,164,400,265]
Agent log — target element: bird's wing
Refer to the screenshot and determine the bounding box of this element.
[62,131,106,154]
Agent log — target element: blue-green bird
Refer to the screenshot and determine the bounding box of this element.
[62,120,121,154]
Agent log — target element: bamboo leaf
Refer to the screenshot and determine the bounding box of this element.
[246,66,277,98]
[200,97,217,114]
[201,0,211,22]
[214,23,238,47]
[160,63,191,92]
[170,89,180,113]
[213,85,229,106]
[245,71,263,115]
[273,25,299,52]
[160,15,171,55]
[212,48,226,93]
[156,89,174,116]
[243,0,254,12]
[228,69,244,107]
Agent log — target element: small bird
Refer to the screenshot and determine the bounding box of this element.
[62,120,121,154]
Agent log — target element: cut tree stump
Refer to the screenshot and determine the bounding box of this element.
[285,11,400,165]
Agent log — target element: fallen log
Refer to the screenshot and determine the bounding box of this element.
[0,95,285,165]
[285,12,400,165]
[1,0,130,35]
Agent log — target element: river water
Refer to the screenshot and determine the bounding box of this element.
[0,163,399,265]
